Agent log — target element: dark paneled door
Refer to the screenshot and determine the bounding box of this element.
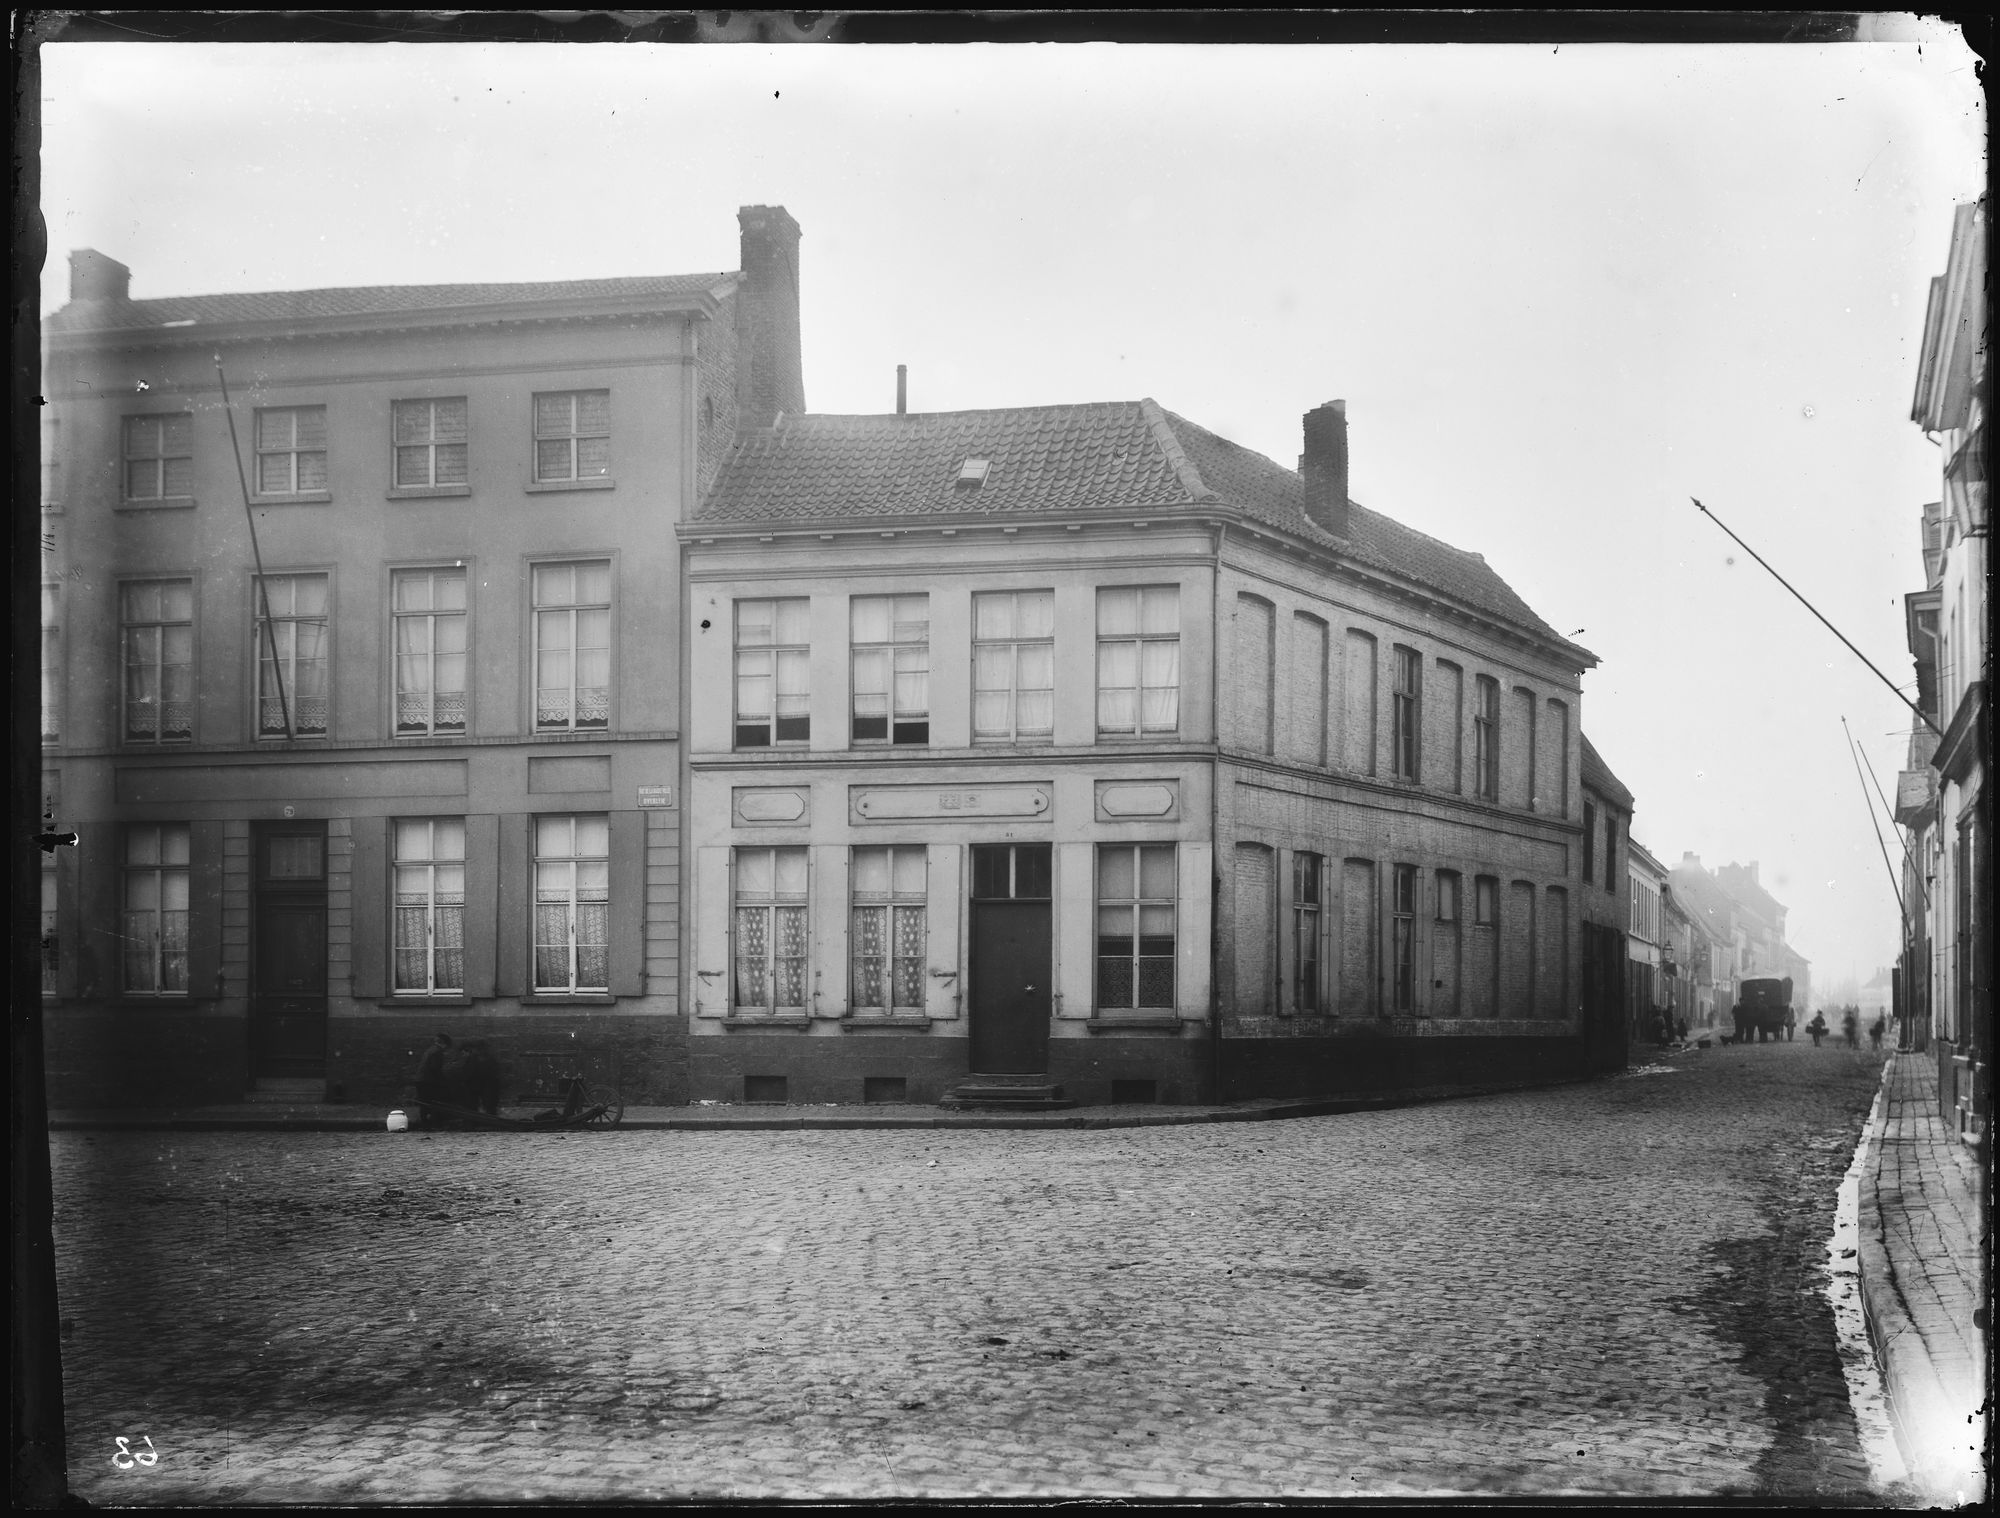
[251,822,328,1078]
[969,844,1052,1074]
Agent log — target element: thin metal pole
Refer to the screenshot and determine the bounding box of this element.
[1841,717,1906,921]
[1850,718,1931,912]
[1692,498,1943,739]
[215,356,294,740]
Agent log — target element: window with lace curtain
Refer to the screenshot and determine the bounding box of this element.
[255,574,330,737]
[851,846,925,1014]
[735,847,808,1015]
[533,561,610,731]
[122,579,194,745]
[393,818,465,995]
[123,824,190,996]
[393,568,467,735]
[1096,586,1179,737]
[534,816,609,994]
[973,590,1055,742]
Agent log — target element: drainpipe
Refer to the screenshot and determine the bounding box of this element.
[1209,521,1227,1105]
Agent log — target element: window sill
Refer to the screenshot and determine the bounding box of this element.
[250,491,332,506]
[114,497,197,512]
[841,1016,933,1031]
[521,994,616,1007]
[256,735,331,744]
[378,997,473,1009]
[388,484,471,501]
[722,1014,811,1028]
[395,729,468,740]
[1096,732,1182,743]
[526,477,615,495]
[112,998,194,1009]
[1086,1015,1183,1032]
[121,739,196,750]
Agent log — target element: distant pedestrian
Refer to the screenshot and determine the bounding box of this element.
[1868,1014,1885,1052]
[1807,1011,1827,1047]
[1842,1008,1859,1050]
[415,1033,453,1126]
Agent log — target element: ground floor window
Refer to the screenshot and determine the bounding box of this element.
[852,846,926,1013]
[1097,843,1176,1011]
[534,815,608,993]
[736,846,808,1013]
[123,823,190,996]
[394,818,465,994]
[1393,864,1418,1012]
[1293,852,1323,1013]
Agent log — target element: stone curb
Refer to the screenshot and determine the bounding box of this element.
[1853,1052,1987,1507]
[48,1072,1592,1134]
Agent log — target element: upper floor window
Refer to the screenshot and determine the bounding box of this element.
[534,815,610,994]
[533,390,610,483]
[851,846,926,1014]
[393,568,468,735]
[255,573,330,738]
[122,824,190,997]
[1473,676,1499,800]
[1097,586,1179,737]
[393,818,465,995]
[532,562,610,731]
[1583,801,1597,884]
[122,579,194,745]
[393,397,468,489]
[255,406,328,496]
[1097,843,1177,1011]
[735,598,809,747]
[123,414,192,501]
[1604,815,1619,884]
[973,590,1055,742]
[851,594,929,745]
[1392,646,1421,781]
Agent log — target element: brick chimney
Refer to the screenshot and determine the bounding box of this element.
[69,249,131,304]
[1299,400,1349,538]
[735,205,805,430]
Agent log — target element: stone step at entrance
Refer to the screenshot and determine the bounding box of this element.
[939,1073,1071,1111]
[246,1078,327,1104]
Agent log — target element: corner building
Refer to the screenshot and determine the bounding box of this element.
[683,399,1598,1106]
[40,208,806,1107]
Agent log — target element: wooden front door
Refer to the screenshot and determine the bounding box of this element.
[968,844,1052,1074]
[251,822,328,1078]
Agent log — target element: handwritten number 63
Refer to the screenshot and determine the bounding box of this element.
[113,1436,158,1469]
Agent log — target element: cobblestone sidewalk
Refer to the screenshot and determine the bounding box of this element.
[1858,1051,1989,1504]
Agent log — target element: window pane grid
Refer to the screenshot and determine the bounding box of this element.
[852,595,930,745]
[393,398,469,487]
[394,569,468,735]
[735,847,809,1012]
[533,562,611,730]
[851,846,926,1011]
[254,407,328,496]
[1293,853,1323,1014]
[533,816,609,993]
[1096,587,1179,735]
[1393,647,1420,781]
[532,390,611,482]
[973,590,1055,740]
[735,599,810,747]
[123,824,191,996]
[255,574,330,736]
[123,414,193,500]
[121,579,195,744]
[1097,844,1176,1010]
[393,818,466,993]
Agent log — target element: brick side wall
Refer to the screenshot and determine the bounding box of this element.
[695,288,742,502]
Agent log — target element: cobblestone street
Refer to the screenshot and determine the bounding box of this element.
[51,1039,1900,1504]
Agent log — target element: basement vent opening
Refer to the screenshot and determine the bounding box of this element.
[955,457,990,488]
[744,1075,789,1105]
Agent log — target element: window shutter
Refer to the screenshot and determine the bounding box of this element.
[609,810,647,997]
[495,813,529,998]
[804,846,820,1017]
[349,816,389,1000]
[925,844,961,1020]
[187,819,225,1001]
[693,847,731,1018]
[463,812,499,998]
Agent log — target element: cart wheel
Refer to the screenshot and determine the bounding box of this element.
[584,1093,624,1128]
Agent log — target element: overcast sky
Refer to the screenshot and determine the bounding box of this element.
[37,31,1985,996]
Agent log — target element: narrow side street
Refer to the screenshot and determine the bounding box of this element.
[52,1040,1897,1503]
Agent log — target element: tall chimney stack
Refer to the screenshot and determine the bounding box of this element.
[69,249,131,305]
[896,364,907,416]
[1300,400,1350,538]
[735,205,805,430]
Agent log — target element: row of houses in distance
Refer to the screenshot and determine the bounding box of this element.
[33,202,1801,1110]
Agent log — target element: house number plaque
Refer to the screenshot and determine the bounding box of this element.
[851,784,1052,823]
